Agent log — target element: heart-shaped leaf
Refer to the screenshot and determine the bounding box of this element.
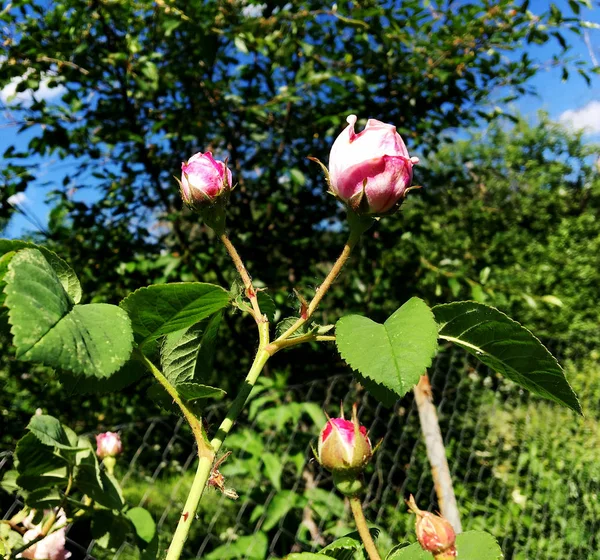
[433,301,581,414]
[4,248,133,378]
[336,298,438,400]
[120,282,230,346]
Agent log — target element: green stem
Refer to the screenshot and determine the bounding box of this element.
[220,232,264,322]
[165,322,270,560]
[349,496,382,560]
[275,233,359,343]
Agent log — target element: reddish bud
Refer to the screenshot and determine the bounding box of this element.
[407,496,457,558]
[328,115,419,216]
[95,431,122,459]
[180,151,232,209]
[317,404,372,474]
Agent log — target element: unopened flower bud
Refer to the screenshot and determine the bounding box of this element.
[95,431,122,459]
[317,404,372,474]
[180,151,232,209]
[328,115,419,216]
[407,496,457,558]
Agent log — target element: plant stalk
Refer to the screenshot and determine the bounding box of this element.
[275,232,359,343]
[165,322,270,560]
[349,495,381,560]
[220,232,264,321]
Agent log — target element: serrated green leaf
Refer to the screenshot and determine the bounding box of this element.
[257,291,276,322]
[336,298,438,400]
[120,282,229,346]
[286,554,324,559]
[27,415,81,450]
[160,313,222,385]
[4,249,133,378]
[275,316,310,339]
[433,301,581,413]
[176,382,225,401]
[58,356,146,394]
[126,507,156,544]
[14,432,68,491]
[0,470,19,493]
[388,531,502,559]
[92,510,131,550]
[0,239,82,303]
[385,543,411,559]
[76,462,124,510]
[319,534,363,559]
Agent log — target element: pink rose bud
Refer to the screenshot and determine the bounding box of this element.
[95,431,122,459]
[407,496,457,558]
[317,404,372,473]
[180,151,232,208]
[328,115,419,215]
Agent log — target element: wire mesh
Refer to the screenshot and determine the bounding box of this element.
[2,344,598,559]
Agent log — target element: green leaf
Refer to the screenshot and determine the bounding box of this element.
[286,555,324,559]
[433,301,581,413]
[160,313,222,385]
[275,316,310,339]
[92,510,131,550]
[4,249,133,378]
[126,507,156,544]
[385,543,411,559]
[262,490,303,531]
[0,239,82,303]
[77,462,124,510]
[58,357,146,394]
[27,415,81,450]
[336,298,438,399]
[14,433,68,492]
[262,452,283,490]
[204,532,268,559]
[257,291,276,322]
[176,382,226,401]
[388,531,502,559]
[319,534,364,559]
[120,282,230,346]
[0,470,19,493]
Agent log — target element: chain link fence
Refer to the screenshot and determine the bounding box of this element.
[2,345,598,559]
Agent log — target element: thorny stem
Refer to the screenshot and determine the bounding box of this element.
[220,232,264,321]
[165,323,271,560]
[274,232,359,344]
[349,496,382,560]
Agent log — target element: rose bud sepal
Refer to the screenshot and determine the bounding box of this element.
[332,471,366,497]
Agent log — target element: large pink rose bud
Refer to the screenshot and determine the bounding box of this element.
[407,496,457,559]
[317,404,372,474]
[328,115,419,215]
[95,431,122,459]
[180,151,232,209]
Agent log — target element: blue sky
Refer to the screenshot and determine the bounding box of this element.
[2,0,599,239]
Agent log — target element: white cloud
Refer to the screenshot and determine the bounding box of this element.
[0,69,66,105]
[7,192,27,206]
[559,100,600,134]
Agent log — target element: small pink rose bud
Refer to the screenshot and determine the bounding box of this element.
[407,496,457,558]
[95,431,122,459]
[328,115,419,215]
[317,404,372,474]
[180,151,232,208]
